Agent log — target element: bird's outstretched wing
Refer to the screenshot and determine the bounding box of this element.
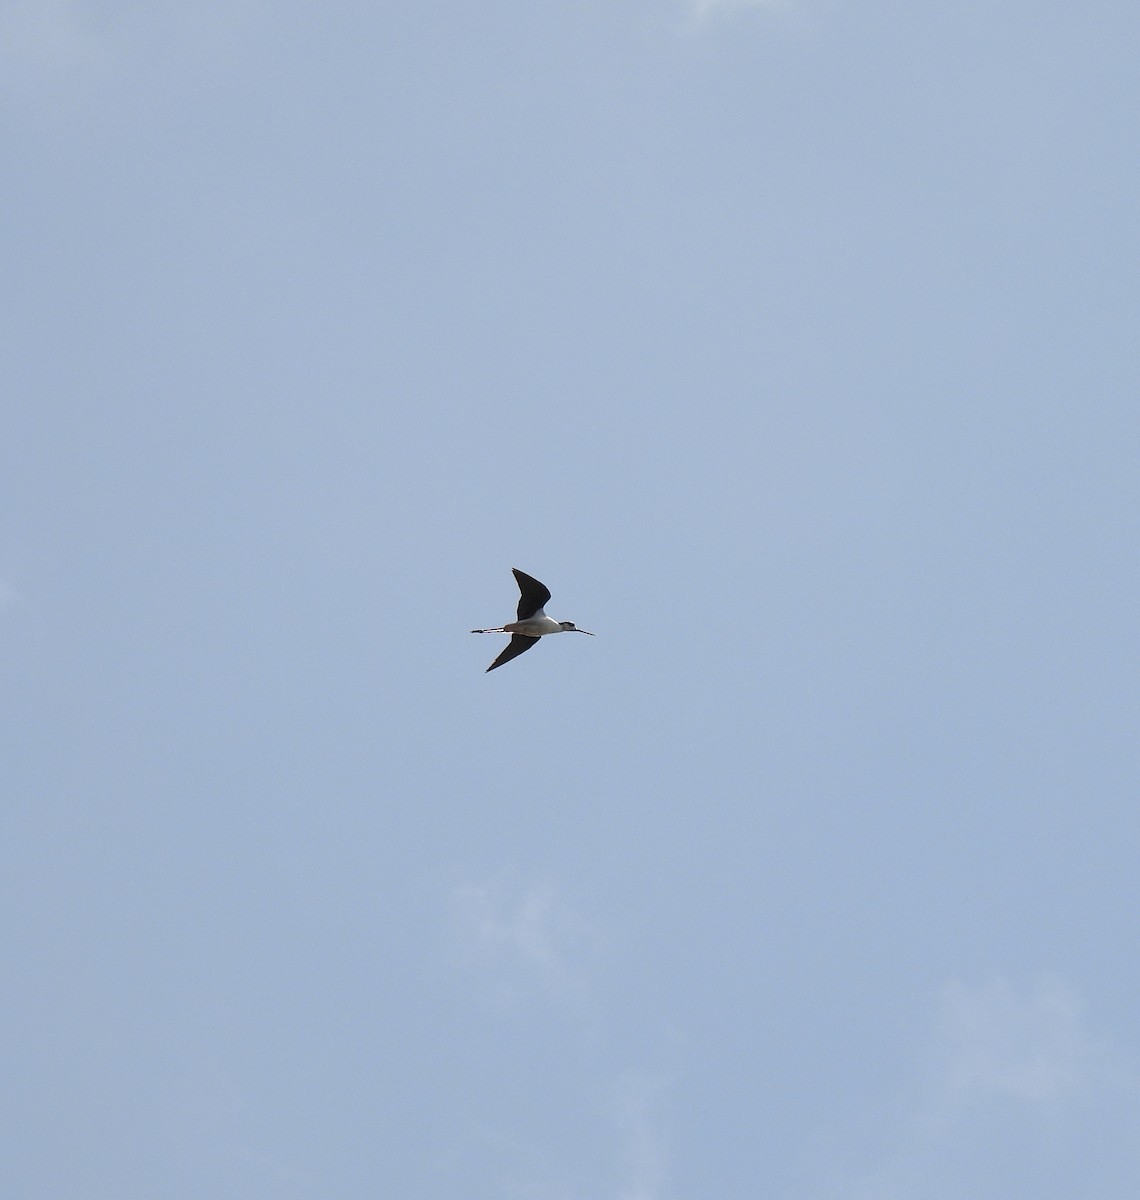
[512,569,552,620]
[487,633,539,672]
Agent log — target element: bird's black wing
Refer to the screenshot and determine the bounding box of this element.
[512,569,552,620]
[487,633,539,672]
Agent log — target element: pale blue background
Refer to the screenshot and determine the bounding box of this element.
[4,3,1139,1197]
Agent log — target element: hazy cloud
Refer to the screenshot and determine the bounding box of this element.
[451,883,673,1200]
[0,2,270,105]
[0,0,101,77]
[452,880,591,1007]
[826,975,1140,1200]
[613,1071,670,1200]
[687,0,785,21]
[937,975,1097,1104]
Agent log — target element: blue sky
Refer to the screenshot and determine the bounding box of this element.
[4,2,1140,1197]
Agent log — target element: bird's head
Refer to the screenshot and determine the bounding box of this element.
[560,621,595,635]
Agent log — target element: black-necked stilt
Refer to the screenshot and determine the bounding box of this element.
[471,568,594,672]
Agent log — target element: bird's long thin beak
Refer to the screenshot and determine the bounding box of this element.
[577,629,595,636]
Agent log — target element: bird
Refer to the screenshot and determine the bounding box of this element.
[471,568,594,672]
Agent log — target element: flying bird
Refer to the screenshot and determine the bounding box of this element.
[472,568,594,672]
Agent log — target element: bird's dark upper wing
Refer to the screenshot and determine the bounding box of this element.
[486,633,539,672]
[512,569,552,620]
